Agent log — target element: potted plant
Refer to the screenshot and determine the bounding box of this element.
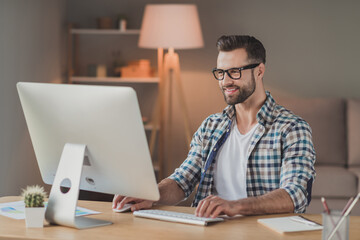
[21,185,47,228]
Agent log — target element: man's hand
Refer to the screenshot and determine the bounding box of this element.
[195,189,294,217]
[195,195,238,218]
[112,194,154,212]
[112,178,186,212]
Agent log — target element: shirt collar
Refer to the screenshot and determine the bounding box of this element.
[256,91,276,125]
[222,91,276,125]
[222,105,235,119]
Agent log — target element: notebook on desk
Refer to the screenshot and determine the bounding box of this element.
[258,216,323,234]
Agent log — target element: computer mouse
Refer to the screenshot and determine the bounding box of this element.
[112,203,133,213]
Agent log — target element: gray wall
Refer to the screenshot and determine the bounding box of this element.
[0,0,66,196]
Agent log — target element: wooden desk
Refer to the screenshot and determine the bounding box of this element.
[1,196,359,240]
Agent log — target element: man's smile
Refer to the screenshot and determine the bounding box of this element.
[223,87,239,95]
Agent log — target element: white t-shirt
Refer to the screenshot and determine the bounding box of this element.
[214,118,259,200]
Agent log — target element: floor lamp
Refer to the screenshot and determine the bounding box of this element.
[138,4,203,179]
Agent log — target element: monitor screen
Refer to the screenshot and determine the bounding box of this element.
[17,82,160,202]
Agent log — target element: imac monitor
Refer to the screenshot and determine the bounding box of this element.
[17,82,160,229]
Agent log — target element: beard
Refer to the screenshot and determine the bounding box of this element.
[221,71,256,105]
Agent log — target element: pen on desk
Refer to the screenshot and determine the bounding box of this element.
[298,215,321,226]
[290,216,320,226]
[327,192,360,240]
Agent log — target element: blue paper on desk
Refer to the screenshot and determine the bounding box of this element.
[0,201,100,220]
[258,216,323,234]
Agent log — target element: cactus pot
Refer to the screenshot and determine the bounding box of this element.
[25,207,45,228]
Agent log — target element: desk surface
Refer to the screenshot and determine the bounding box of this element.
[1,196,359,240]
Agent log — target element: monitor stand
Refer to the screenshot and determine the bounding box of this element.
[45,143,112,229]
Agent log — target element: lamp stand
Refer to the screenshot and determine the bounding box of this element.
[149,48,192,179]
[163,48,192,147]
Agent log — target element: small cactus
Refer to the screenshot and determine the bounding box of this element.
[21,185,47,208]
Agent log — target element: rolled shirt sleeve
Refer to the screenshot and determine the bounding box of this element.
[280,120,316,213]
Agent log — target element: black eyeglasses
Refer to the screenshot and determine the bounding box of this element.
[212,63,260,81]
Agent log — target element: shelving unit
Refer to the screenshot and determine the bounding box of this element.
[70,29,140,35]
[68,27,157,84]
[71,76,159,84]
[68,25,163,180]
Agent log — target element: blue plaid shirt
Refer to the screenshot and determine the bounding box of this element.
[169,92,316,213]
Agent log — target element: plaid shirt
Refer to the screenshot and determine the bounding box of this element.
[169,92,316,213]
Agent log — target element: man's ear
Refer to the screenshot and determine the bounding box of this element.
[257,63,265,80]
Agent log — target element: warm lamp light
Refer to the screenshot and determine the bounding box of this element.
[139,4,203,178]
[139,4,203,49]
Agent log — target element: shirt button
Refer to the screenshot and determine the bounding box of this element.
[213,148,217,151]
[226,129,229,132]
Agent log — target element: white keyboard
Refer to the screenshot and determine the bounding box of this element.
[133,209,224,226]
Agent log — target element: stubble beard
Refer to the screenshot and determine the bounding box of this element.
[222,71,256,105]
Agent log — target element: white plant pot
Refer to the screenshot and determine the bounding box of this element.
[25,207,46,228]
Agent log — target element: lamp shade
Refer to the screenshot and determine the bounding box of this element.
[139,4,204,49]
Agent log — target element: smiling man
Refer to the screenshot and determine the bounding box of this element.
[113,35,316,218]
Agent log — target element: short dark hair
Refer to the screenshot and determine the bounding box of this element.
[216,35,266,64]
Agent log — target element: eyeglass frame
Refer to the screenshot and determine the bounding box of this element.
[212,63,260,81]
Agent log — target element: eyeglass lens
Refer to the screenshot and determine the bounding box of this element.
[214,69,241,80]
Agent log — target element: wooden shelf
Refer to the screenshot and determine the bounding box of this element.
[71,29,140,35]
[71,76,159,84]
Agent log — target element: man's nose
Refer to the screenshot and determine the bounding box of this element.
[222,73,234,86]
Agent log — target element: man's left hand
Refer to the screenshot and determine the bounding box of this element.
[195,195,238,218]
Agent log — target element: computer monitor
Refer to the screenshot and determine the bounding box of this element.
[17,82,160,229]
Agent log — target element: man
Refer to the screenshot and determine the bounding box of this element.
[113,35,316,218]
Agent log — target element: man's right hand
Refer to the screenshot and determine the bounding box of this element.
[112,179,185,211]
[112,194,155,211]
